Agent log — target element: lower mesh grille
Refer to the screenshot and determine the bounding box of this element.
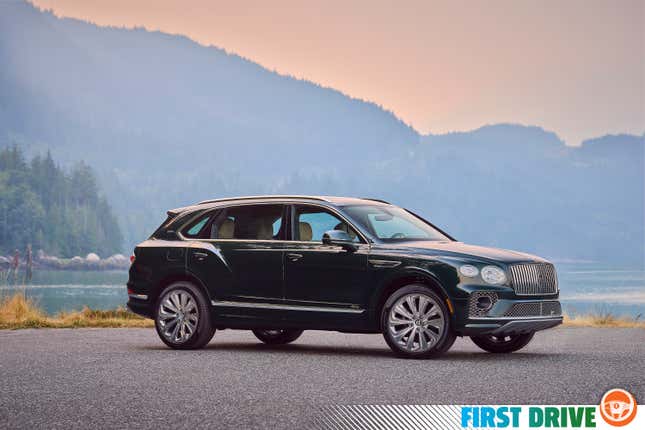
[504,301,562,317]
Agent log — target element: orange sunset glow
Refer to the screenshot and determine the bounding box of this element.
[31,0,644,145]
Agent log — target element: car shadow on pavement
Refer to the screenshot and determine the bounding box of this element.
[138,342,565,361]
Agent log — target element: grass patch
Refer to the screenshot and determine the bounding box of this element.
[0,291,153,329]
[563,311,645,328]
[1,291,643,330]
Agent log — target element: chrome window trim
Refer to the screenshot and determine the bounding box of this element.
[210,300,365,314]
[176,200,370,245]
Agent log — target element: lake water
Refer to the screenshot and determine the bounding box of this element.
[1,263,644,317]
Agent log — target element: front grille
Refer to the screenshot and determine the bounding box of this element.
[509,263,558,295]
[504,301,562,317]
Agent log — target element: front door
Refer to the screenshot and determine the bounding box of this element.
[284,204,369,326]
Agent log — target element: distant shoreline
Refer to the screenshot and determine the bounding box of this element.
[0,252,130,273]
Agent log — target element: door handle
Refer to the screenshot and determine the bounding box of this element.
[287,253,303,262]
[194,252,209,261]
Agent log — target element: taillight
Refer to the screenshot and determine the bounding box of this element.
[130,254,136,264]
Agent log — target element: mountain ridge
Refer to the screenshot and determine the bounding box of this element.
[1,1,643,266]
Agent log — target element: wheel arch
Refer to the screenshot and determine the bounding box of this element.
[153,271,212,305]
[371,267,454,329]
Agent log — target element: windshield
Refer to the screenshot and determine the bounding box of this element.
[342,205,450,242]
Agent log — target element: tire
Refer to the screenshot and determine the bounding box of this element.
[470,332,535,353]
[155,282,215,349]
[381,284,456,359]
[252,329,304,345]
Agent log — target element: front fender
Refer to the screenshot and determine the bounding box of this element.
[367,261,460,330]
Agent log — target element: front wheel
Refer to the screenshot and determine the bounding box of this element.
[155,282,215,349]
[252,329,304,345]
[470,332,535,353]
[381,285,456,359]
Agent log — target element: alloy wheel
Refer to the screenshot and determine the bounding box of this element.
[157,289,199,344]
[387,293,445,353]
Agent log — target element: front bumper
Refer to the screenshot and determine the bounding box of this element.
[453,291,563,336]
[460,316,563,336]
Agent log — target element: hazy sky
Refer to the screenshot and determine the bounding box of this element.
[32,0,644,145]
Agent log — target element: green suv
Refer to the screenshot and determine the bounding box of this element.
[127,195,562,358]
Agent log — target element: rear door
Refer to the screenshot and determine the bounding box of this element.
[210,204,288,302]
[186,204,289,321]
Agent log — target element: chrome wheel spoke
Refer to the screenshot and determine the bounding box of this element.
[159,309,176,320]
[389,316,413,326]
[170,293,182,310]
[418,296,429,316]
[425,317,443,331]
[392,325,413,341]
[184,320,196,334]
[406,328,417,350]
[405,296,418,314]
[418,329,428,350]
[423,327,438,343]
[171,321,181,341]
[163,299,179,313]
[422,307,438,319]
[394,304,414,320]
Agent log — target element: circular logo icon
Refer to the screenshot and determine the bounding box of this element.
[600,389,637,427]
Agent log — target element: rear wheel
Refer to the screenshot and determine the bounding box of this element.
[470,332,534,353]
[155,282,215,349]
[252,329,304,345]
[381,285,456,359]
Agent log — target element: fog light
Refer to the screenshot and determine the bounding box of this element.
[469,292,498,317]
[476,296,493,311]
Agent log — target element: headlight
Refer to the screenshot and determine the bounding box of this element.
[481,265,507,285]
[459,264,479,277]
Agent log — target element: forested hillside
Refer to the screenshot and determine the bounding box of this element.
[0,2,642,266]
[0,147,122,257]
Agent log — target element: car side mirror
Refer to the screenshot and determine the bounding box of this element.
[322,230,357,252]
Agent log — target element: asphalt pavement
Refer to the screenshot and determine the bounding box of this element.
[0,327,643,429]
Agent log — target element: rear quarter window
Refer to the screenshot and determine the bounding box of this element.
[180,212,214,239]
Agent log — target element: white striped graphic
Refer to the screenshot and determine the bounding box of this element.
[315,405,466,430]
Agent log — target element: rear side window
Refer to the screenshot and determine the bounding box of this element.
[210,204,285,240]
[181,212,213,239]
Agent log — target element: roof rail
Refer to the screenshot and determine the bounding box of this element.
[361,197,391,204]
[196,195,330,205]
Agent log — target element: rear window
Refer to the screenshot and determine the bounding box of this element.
[210,204,285,240]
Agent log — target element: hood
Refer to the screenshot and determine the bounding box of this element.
[382,241,548,264]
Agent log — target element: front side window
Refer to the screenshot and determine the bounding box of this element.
[294,205,361,242]
[210,204,285,240]
[342,205,449,242]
